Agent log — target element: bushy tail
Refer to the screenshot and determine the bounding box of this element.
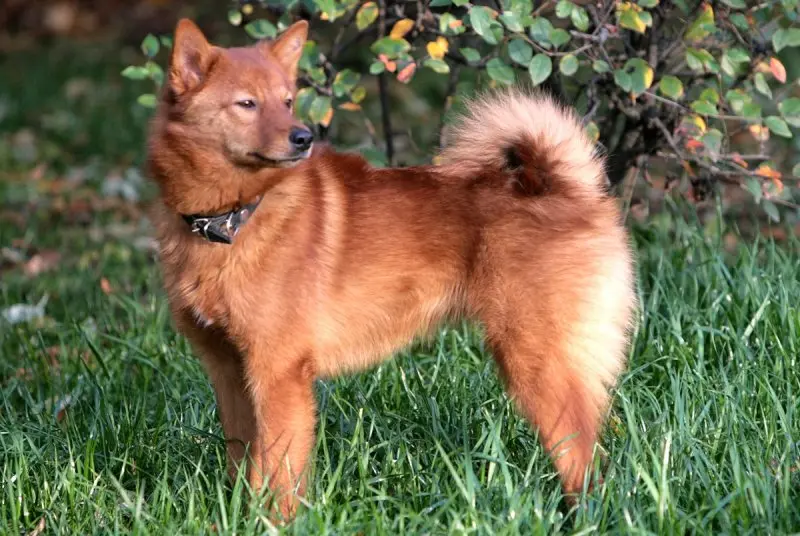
[438,90,606,197]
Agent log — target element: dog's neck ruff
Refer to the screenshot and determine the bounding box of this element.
[181,197,261,244]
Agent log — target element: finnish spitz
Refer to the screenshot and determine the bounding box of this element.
[146,18,636,521]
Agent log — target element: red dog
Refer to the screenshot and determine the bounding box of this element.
[146,18,636,520]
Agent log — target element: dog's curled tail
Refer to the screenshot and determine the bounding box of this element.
[438,90,606,197]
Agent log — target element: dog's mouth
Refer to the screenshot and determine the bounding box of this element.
[248,148,312,167]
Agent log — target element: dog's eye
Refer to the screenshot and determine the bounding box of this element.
[236,99,256,109]
[284,98,293,109]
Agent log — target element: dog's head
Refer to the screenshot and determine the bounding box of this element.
[166,19,313,167]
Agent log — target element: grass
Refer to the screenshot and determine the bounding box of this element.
[2,41,800,535]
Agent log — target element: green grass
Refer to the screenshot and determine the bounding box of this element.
[2,41,800,535]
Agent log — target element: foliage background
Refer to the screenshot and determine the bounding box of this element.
[1,1,799,534]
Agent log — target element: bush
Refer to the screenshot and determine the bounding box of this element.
[124,0,800,221]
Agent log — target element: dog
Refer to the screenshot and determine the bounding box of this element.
[146,18,636,521]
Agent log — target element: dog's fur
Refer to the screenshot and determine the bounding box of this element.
[147,18,636,520]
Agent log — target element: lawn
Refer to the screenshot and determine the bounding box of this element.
[1,42,799,535]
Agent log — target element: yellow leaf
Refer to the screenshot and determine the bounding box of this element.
[426,37,449,60]
[339,102,362,112]
[242,4,253,15]
[390,18,415,39]
[691,115,707,133]
[320,107,334,127]
[643,66,654,90]
[749,124,770,141]
[320,11,330,21]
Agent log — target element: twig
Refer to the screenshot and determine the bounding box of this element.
[377,0,394,166]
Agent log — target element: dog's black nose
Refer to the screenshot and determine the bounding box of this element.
[289,127,313,152]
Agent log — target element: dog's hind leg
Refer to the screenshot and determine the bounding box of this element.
[477,244,633,500]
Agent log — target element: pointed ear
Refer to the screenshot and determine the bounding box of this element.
[169,19,213,95]
[263,21,308,82]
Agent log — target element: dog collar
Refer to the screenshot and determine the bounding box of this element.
[181,197,261,244]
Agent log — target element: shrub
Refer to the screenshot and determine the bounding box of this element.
[124,0,800,221]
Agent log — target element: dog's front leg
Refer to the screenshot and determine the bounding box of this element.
[246,353,317,522]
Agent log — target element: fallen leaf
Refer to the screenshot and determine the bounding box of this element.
[24,251,61,277]
[100,278,113,295]
[1,296,48,325]
[27,517,45,536]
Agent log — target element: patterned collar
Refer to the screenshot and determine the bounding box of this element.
[181,197,261,244]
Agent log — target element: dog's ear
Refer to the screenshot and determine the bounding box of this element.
[169,19,214,95]
[263,21,308,82]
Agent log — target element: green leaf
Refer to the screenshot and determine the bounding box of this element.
[744,177,762,203]
[528,54,552,86]
[460,47,481,63]
[772,28,800,52]
[614,69,632,92]
[499,12,524,32]
[762,200,780,222]
[779,98,800,127]
[730,13,749,30]
[555,0,574,18]
[549,28,571,48]
[424,58,451,74]
[430,0,452,5]
[137,93,157,108]
[333,69,361,97]
[700,128,723,159]
[486,58,516,85]
[439,14,464,35]
[351,86,367,103]
[295,87,316,119]
[228,9,242,26]
[470,7,501,45]
[508,39,533,65]
[529,17,554,46]
[638,0,659,6]
[691,100,717,115]
[141,35,159,58]
[245,19,277,39]
[754,73,772,99]
[121,66,150,80]
[765,116,792,138]
[159,36,173,49]
[145,61,164,87]
[371,37,411,58]
[658,76,683,99]
[619,7,648,33]
[792,163,800,177]
[685,4,715,41]
[720,0,746,7]
[740,102,762,119]
[686,48,719,73]
[356,2,379,30]
[699,88,720,104]
[559,54,579,76]
[309,95,332,125]
[571,7,590,31]
[593,60,610,73]
[369,61,385,75]
[628,58,654,95]
[299,41,320,71]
